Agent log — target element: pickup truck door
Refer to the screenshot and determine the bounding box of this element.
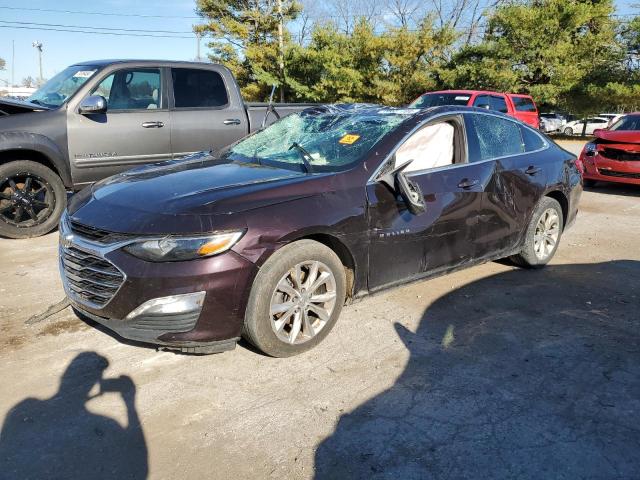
[67,67,171,187]
[168,66,248,158]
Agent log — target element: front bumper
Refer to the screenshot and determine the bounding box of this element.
[582,151,640,186]
[59,217,258,351]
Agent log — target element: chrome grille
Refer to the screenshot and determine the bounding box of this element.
[60,245,124,307]
[69,220,131,244]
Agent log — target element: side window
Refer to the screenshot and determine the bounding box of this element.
[512,96,536,112]
[473,95,490,109]
[467,114,524,161]
[172,68,228,108]
[489,95,509,113]
[395,122,456,172]
[520,125,545,152]
[92,68,162,110]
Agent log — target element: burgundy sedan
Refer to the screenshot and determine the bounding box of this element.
[59,105,581,357]
[580,113,640,187]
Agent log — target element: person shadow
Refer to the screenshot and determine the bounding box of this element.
[0,352,148,480]
[315,260,640,479]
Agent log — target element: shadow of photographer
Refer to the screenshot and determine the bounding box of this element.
[0,352,148,479]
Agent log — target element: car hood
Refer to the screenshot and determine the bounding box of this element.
[0,97,51,115]
[68,154,331,234]
[594,129,640,145]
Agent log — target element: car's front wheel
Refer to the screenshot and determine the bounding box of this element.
[243,240,346,357]
[511,197,563,269]
[0,160,67,239]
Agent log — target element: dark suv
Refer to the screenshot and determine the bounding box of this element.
[60,105,581,357]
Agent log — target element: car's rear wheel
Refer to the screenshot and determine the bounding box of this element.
[563,127,574,136]
[511,197,563,269]
[0,161,66,239]
[243,240,346,357]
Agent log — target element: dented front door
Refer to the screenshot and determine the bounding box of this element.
[366,161,493,291]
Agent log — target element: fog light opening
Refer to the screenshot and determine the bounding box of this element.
[125,292,206,320]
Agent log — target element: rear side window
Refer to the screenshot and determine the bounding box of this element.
[520,126,545,151]
[512,96,536,112]
[489,95,508,113]
[467,114,524,161]
[172,68,228,108]
[473,95,490,109]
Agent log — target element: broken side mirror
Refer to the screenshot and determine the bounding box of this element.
[378,159,427,215]
[79,95,107,115]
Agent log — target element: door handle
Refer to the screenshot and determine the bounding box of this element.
[525,166,542,175]
[142,121,164,128]
[223,118,241,125]
[457,178,479,189]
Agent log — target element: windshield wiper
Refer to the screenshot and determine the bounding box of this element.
[288,142,314,174]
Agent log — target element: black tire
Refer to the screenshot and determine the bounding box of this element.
[563,127,573,136]
[0,160,66,239]
[243,240,346,357]
[583,179,597,188]
[511,197,563,269]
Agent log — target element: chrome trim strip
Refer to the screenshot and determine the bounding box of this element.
[367,109,549,184]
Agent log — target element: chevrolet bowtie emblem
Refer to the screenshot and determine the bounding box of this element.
[61,234,74,249]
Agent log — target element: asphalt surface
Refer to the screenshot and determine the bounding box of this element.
[0,140,639,479]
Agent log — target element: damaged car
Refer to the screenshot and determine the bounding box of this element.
[580,113,640,187]
[59,104,582,357]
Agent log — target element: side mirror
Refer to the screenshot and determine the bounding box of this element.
[378,159,426,215]
[79,95,107,114]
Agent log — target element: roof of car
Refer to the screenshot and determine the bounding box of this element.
[72,59,217,67]
[421,89,534,98]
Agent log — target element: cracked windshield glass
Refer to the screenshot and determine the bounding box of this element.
[224,106,413,172]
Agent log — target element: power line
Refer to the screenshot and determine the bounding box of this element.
[0,20,194,35]
[0,25,193,39]
[0,5,200,19]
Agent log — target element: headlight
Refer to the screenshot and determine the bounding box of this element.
[584,142,597,156]
[123,231,244,262]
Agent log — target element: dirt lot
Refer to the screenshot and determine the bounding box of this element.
[1,140,639,479]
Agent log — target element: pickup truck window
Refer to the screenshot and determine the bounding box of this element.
[224,108,410,172]
[92,68,162,110]
[27,65,99,108]
[489,95,509,113]
[410,93,470,108]
[171,68,228,108]
[512,96,536,112]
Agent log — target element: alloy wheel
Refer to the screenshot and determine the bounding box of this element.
[269,260,337,345]
[0,173,55,228]
[533,208,560,260]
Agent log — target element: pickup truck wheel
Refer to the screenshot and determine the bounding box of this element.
[0,161,66,239]
[511,197,563,269]
[243,240,346,357]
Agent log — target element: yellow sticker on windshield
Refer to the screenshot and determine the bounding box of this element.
[339,134,361,145]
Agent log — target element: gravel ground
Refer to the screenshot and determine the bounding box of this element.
[0,140,638,479]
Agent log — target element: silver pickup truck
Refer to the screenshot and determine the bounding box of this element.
[0,59,315,238]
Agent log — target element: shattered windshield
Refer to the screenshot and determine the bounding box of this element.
[224,105,413,173]
[28,65,100,108]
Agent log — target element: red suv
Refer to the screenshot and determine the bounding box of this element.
[410,90,539,129]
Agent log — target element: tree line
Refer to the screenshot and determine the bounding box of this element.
[196,0,640,114]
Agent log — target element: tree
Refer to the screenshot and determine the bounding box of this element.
[0,57,5,71]
[21,76,35,88]
[195,0,301,101]
[439,0,624,114]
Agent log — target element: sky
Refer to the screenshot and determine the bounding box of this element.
[0,0,638,87]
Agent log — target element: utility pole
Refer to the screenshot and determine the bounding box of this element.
[195,31,202,61]
[277,0,285,102]
[32,41,43,85]
[11,40,15,87]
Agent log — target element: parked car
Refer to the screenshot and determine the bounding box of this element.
[0,60,315,239]
[539,112,566,133]
[59,104,581,357]
[580,112,640,187]
[409,90,539,129]
[562,117,609,136]
[598,113,624,127]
